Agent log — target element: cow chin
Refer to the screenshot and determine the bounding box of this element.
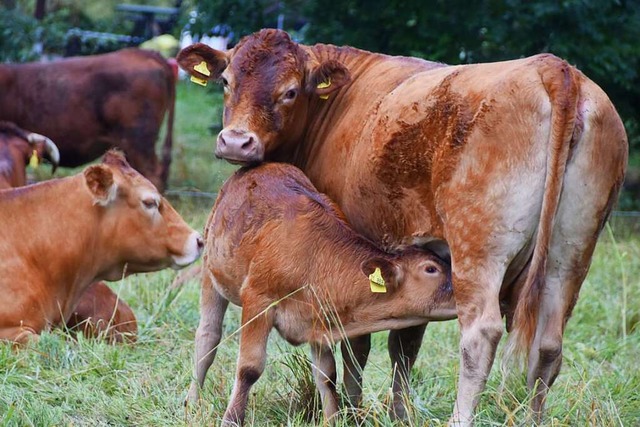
[170,231,204,269]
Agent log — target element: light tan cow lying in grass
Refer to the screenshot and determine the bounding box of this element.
[0,150,203,344]
[187,163,456,425]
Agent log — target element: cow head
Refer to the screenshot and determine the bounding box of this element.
[0,129,60,189]
[177,29,350,165]
[84,150,203,279]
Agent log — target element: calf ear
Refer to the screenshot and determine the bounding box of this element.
[177,43,228,82]
[306,60,351,99]
[84,165,117,206]
[360,257,402,291]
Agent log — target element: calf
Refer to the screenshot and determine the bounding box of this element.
[187,163,456,425]
[0,150,203,344]
[0,121,59,189]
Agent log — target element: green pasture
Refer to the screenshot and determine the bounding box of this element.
[1,81,639,426]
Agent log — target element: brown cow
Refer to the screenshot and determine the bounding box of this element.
[0,124,138,343]
[0,121,59,189]
[66,281,138,344]
[0,48,175,192]
[0,150,203,344]
[177,29,628,425]
[187,163,456,425]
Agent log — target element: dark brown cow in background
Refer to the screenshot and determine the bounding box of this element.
[178,29,627,425]
[0,121,59,189]
[0,48,175,192]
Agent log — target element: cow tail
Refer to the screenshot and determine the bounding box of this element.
[506,57,580,360]
[160,59,176,189]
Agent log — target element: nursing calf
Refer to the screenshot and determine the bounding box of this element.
[187,163,456,425]
[0,150,202,344]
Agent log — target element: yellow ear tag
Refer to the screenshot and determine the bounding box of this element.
[190,76,208,87]
[317,78,331,100]
[191,61,211,87]
[369,267,387,293]
[29,150,39,169]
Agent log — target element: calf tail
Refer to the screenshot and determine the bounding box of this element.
[506,56,580,359]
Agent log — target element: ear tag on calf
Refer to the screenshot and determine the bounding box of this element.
[369,267,387,293]
[191,61,211,87]
[317,78,332,100]
[29,150,39,169]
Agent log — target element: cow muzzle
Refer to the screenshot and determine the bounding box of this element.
[216,128,264,165]
[172,231,204,269]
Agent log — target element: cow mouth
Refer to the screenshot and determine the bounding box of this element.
[215,154,263,167]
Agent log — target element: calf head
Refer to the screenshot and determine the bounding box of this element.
[0,128,60,189]
[361,248,455,319]
[84,150,203,279]
[177,29,350,165]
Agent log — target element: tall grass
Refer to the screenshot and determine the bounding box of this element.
[2,81,639,426]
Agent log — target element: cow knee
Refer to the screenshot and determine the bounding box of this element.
[528,339,563,389]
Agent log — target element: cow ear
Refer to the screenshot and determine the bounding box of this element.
[177,43,228,81]
[306,60,351,99]
[84,164,117,206]
[360,257,402,291]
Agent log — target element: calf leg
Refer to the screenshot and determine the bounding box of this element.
[186,271,229,404]
[310,342,339,420]
[341,333,370,407]
[388,323,428,420]
[223,302,274,426]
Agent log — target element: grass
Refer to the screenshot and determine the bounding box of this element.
[3,81,640,426]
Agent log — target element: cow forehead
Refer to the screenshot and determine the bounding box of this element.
[229,30,305,86]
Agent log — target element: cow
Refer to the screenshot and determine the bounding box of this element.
[0,48,175,192]
[0,121,59,189]
[0,150,203,344]
[187,162,456,425]
[66,281,138,344]
[177,29,628,425]
[0,123,139,343]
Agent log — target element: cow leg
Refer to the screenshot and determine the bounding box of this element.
[186,271,229,404]
[341,333,370,407]
[310,342,339,420]
[526,284,565,423]
[388,323,428,420]
[527,232,601,421]
[0,325,40,345]
[223,301,274,426]
[450,268,505,427]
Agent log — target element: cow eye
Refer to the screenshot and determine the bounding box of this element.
[425,265,439,274]
[142,198,159,210]
[221,77,229,86]
[283,89,297,100]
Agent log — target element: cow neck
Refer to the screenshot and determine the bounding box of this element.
[290,44,439,191]
[0,175,116,317]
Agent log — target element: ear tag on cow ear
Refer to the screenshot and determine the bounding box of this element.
[191,61,211,87]
[317,78,331,100]
[369,267,387,293]
[29,150,39,169]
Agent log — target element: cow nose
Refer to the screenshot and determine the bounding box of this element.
[216,129,263,164]
[196,236,204,250]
